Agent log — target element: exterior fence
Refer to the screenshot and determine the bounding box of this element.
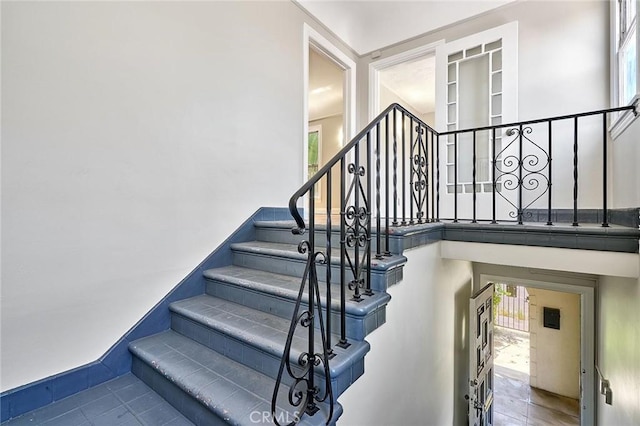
[495,283,529,332]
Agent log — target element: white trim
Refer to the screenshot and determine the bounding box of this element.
[368,40,443,121]
[610,96,639,140]
[303,24,356,216]
[480,273,596,425]
[609,0,639,138]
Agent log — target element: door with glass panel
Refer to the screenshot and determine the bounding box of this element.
[468,282,495,426]
[435,23,518,221]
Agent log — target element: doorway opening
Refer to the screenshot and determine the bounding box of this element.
[302,24,355,221]
[369,44,438,124]
[308,46,343,214]
[493,284,581,425]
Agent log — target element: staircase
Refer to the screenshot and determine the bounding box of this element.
[5,103,634,425]
[128,218,406,425]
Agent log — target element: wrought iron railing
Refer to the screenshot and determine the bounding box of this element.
[439,105,637,225]
[271,102,636,425]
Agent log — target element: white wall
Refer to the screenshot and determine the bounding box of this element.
[611,117,640,208]
[379,84,433,126]
[528,288,580,399]
[0,1,356,391]
[597,274,640,425]
[338,242,473,426]
[358,0,612,215]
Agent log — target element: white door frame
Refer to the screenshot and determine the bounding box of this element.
[480,273,596,425]
[368,40,443,122]
[303,24,356,195]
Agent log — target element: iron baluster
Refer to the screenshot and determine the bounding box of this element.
[436,133,440,222]
[393,108,398,226]
[365,131,373,296]
[325,171,334,357]
[375,123,382,260]
[338,157,348,348]
[518,124,523,224]
[352,140,362,302]
[385,114,391,256]
[547,121,553,225]
[411,124,428,224]
[602,113,609,228]
[573,117,578,226]
[472,130,477,223]
[431,129,435,222]
[492,128,497,224]
[425,130,430,223]
[306,193,317,418]
[417,125,423,223]
[454,132,458,223]
[401,110,407,225]
[409,118,415,224]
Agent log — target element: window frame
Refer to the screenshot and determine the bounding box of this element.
[610,0,639,139]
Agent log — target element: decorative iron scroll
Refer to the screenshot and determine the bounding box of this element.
[494,126,550,222]
[342,163,370,302]
[271,241,333,426]
[411,125,428,223]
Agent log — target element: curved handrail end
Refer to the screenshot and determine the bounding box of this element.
[288,197,306,235]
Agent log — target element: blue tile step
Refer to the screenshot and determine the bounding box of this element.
[203,265,391,340]
[254,220,386,254]
[168,295,370,399]
[130,331,343,426]
[230,241,407,292]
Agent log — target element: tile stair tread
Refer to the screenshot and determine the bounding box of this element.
[169,294,370,377]
[230,240,406,270]
[203,265,391,316]
[129,331,338,426]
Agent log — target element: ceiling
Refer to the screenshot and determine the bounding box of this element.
[297,0,516,55]
[379,55,435,114]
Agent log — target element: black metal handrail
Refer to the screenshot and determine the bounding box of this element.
[273,102,636,424]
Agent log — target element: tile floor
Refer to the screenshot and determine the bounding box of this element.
[493,327,580,426]
[1,374,194,426]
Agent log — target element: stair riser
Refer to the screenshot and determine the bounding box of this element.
[256,227,390,254]
[232,251,402,292]
[132,358,225,426]
[170,314,359,400]
[205,280,387,340]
